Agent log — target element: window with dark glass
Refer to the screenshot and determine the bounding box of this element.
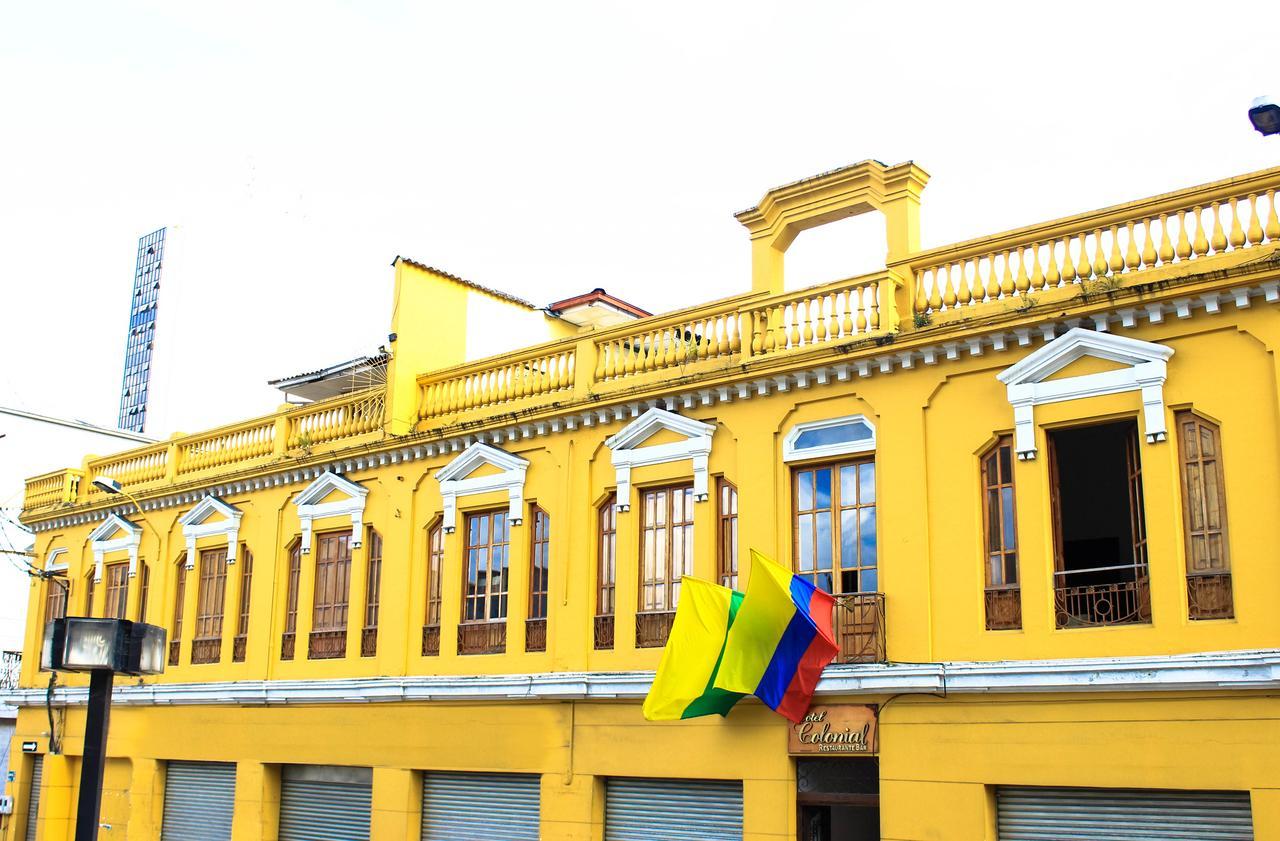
[1176,411,1233,620]
[192,547,228,664]
[85,568,97,617]
[102,562,129,620]
[981,437,1020,630]
[44,576,67,625]
[529,509,550,621]
[1049,420,1150,628]
[718,480,739,590]
[794,460,877,594]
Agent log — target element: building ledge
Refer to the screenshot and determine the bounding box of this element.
[7,649,1279,709]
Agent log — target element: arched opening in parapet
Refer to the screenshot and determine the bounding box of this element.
[784,212,887,292]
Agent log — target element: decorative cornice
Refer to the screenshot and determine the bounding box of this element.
[7,649,1278,709]
[25,280,1280,534]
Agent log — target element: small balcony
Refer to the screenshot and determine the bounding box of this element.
[635,611,675,649]
[458,621,506,655]
[308,629,347,660]
[985,587,1022,631]
[525,618,547,653]
[1054,565,1151,628]
[191,638,221,665]
[593,615,614,650]
[421,625,440,656]
[832,593,886,664]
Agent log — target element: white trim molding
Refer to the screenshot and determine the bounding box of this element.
[44,547,68,572]
[292,471,370,554]
[7,649,1278,709]
[996,327,1175,460]
[606,407,715,511]
[178,496,244,569]
[783,414,876,463]
[434,443,530,533]
[86,513,141,581]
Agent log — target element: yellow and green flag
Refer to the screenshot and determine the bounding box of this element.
[641,576,745,721]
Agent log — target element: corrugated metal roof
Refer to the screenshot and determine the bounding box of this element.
[394,256,539,310]
[267,353,389,389]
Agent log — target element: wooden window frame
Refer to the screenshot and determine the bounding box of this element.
[1176,410,1234,620]
[169,554,186,666]
[84,568,96,618]
[636,484,694,648]
[362,527,382,657]
[1047,420,1152,629]
[717,479,739,590]
[281,540,301,660]
[594,495,617,650]
[192,546,229,665]
[980,436,1021,631]
[44,576,68,626]
[422,519,444,656]
[103,562,130,621]
[459,509,509,655]
[526,506,550,653]
[791,457,878,596]
[233,546,252,662]
[461,509,510,624]
[309,529,353,660]
[136,561,150,623]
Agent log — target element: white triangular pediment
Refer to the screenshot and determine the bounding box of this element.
[293,471,369,507]
[997,327,1174,461]
[436,443,529,482]
[997,327,1173,387]
[606,407,714,452]
[87,512,141,543]
[177,495,242,528]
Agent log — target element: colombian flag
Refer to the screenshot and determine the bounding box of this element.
[713,550,839,723]
[641,577,746,720]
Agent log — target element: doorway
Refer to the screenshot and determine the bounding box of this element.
[797,758,879,841]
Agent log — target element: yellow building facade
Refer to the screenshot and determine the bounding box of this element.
[6,161,1280,840]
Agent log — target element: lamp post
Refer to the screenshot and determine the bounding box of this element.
[1249,95,1280,137]
[42,618,166,841]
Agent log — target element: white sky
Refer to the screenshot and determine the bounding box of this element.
[1,0,1277,436]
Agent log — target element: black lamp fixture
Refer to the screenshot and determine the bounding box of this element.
[43,617,166,841]
[1249,95,1280,137]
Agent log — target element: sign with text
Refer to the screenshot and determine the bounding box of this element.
[788,704,877,755]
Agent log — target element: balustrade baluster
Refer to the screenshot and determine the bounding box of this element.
[941,265,957,309]
[1074,233,1091,280]
[1246,194,1264,245]
[1228,197,1246,248]
[1140,219,1157,268]
[1030,244,1046,291]
[914,272,928,313]
[1000,251,1016,298]
[1266,190,1280,242]
[1157,214,1174,263]
[1123,222,1140,271]
[956,261,971,306]
[1091,230,1108,278]
[867,285,880,331]
[1059,237,1077,284]
[1191,207,1208,257]
[1045,241,1062,288]
[984,256,1000,301]
[1107,225,1124,273]
[927,268,943,312]
[1174,210,1192,260]
[1015,247,1030,294]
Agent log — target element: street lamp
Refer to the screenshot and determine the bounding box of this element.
[42,618,166,841]
[1249,95,1280,137]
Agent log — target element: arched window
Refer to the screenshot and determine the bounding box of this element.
[422,521,444,656]
[527,507,550,653]
[981,436,1020,631]
[595,496,617,651]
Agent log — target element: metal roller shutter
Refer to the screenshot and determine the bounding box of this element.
[24,756,42,841]
[161,761,236,841]
[278,765,371,841]
[605,777,743,841]
[421,772,541,840]
[997,786,1254,840]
